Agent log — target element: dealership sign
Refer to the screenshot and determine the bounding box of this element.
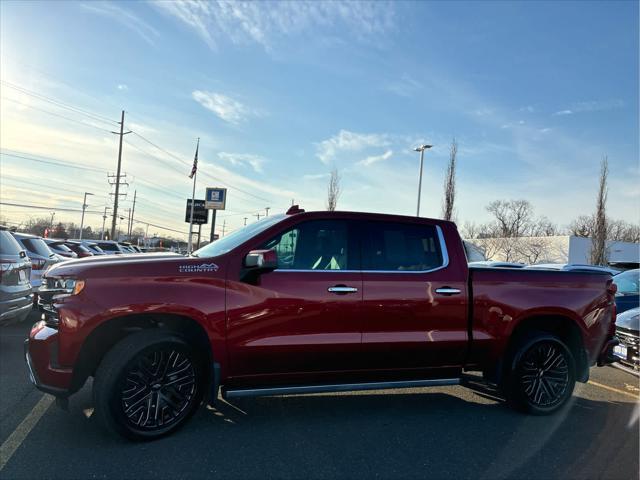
[185,199,208,225]
[205,187,227,210]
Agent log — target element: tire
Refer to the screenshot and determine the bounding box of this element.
[93,330,204,441]
[504,332,576,415]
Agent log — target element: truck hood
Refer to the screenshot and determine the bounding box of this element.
[44,252,225,279]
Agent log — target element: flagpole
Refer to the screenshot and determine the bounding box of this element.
[187,138,199,254]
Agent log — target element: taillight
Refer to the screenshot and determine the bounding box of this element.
[31,258,47,270]
[0,260,13,278]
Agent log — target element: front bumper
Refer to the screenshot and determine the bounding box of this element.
[613,328,640,370]
[24,321,73,397]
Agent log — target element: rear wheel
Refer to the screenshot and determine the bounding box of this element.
[93,330,204,440]
[504,333,576,415]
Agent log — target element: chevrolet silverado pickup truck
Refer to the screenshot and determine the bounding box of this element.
[26,208,618,440]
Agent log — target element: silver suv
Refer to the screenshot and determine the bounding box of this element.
[0,228,33,324]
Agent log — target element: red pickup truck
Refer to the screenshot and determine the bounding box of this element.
[26,208,618,440]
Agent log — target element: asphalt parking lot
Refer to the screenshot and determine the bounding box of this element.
[1,311,638,480]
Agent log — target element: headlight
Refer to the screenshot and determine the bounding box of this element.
[49,278,85,296]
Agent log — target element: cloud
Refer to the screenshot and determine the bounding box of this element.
[302,173,330,180]
[218,152,265,173]
[192,90,255,124]
[153,0,395,50]
[357,149,393,166]
[553,99,625,116]
[316,130,390,164]
[117,84,128,91]
[386,74,422,98]
[81,2,159,45]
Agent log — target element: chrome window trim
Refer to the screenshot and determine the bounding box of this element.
[273,225,449,274]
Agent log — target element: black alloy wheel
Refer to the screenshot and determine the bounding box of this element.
[94,331,204,440]
[519,341,570,408]
[506,333,576,415]
[121,349,197,430]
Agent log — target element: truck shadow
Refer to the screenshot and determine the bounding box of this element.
[17,381,640,480]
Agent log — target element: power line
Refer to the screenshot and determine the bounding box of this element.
[1,97,113,133]
[0,80,119,126]
[1,150,108,173]
[0,201,103,214]
[127,129,273,204]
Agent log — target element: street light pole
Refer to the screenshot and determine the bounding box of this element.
[79,192,93,240]
[414,144,433,216]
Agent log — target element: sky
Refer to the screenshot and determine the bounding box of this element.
[0,0,638,240]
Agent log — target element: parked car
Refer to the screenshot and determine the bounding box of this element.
[28,208,618,440]
[90,240,126,255]
[63,241,94,258]
[11,232,61,290]
[0,227,33,324]
[44,239,78,259]
[72,240,107,256]
[118,242,136,253]
[525,263,621,275]
[613,306,639,371]
[613,269,639,314]
[469,261,526,268]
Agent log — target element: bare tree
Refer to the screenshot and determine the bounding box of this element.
[326,168,342,211]
[590,156,608,265]
[569,215,594,237]
[441,138,457,221]
[486,199,535,237]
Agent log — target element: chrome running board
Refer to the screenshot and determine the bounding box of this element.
[223,378,460,399]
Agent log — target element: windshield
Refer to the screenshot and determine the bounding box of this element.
[193,214,287,258]
[614,269,640,296]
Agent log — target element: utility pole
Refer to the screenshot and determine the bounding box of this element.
[127,209,131,240]
[265,207,270,217]
[254,212,262,221]
[222,219,226,237]
[128,190,137,236]
[110,110,131,240]
[414,144,433,217]
[79,192,93,240]
[197,224,202,249]
[243,217,247,226]
[101,206,110,240]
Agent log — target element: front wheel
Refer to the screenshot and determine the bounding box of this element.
[504,333,576,415]
[93,330,204,440]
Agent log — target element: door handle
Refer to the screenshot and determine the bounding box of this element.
[435,287,461,296]
[328,285,358,294]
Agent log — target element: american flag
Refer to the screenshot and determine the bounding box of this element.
[189,139,199,179]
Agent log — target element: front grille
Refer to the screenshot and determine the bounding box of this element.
[37,280,61,328]
[617,328,639,348]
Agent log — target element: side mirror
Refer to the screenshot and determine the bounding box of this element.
[244,249,278,270]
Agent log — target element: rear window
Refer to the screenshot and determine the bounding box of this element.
[49,242,74,253]
[20,237,53,257]
[363,222,444,271]
[97,242,120,252]
[0,230,24,256]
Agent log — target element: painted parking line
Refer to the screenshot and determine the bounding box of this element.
[588,380,640,400]
[0,394,54,472]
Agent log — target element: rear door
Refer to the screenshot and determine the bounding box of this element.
[226,218,363,379]
[359,220,468,370]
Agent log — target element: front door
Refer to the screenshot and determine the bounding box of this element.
[359,220,468,371]
[226,219,362,381]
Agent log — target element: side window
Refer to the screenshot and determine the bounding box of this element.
[363,222,444,271]
[261,220,350,270]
